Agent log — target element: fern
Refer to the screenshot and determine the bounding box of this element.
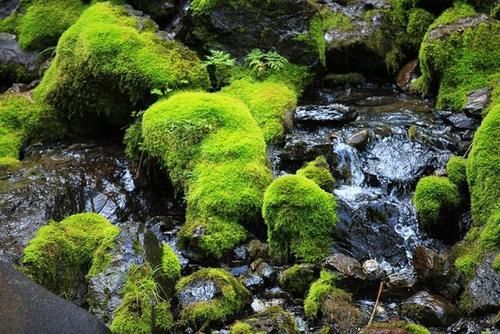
[244,49,288,77]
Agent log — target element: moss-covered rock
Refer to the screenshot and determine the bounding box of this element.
[263,174,337,264]
[222,78,297,143]
[175,268,250,330]
[230,306,299,334]
[161,244,181,285]
[364,321,430,334]
[304,270,339,319]
[415,3,500,110]
[296,156,335,192]
[413,176,461,240]
[142,92,271,258]
[278,264,318,297]
[22,212,119,298]
[34,2,209,132]
[446,155,468,192]
[110,264,173,334]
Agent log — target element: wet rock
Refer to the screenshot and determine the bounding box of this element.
[232,306,299,334]
[278,130,334,167]
[396,60,418,92]
[0,33,39,89]
[364,329,408,334]
[464,88,491,118]
[242,273,265,292]
[363,259,384,280]
[233,245,248,260]
[294,104,358,126]
[0,0,18,19]
[347,129,370,148]
[126,0,177,26]
[446,113,476,130]
[385,269,418,298]
[0,262,109,334]
[323,253,367,280]
[178,280,221,307]
[253,261,278,283]
[250,298,286,313]
[466,252,500,313]
[87,223,163,323]
[400,291,460,327]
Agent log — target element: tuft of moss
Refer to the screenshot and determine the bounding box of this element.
[415,3,500,109]
[413,176,460,231]
[222,78,297,143]
[304,270,340,319]
[447,155,468,192]
[230,321,253,334]
[467,102,500,226]
[263,174,337,264]
[365,321,430,334]
[406,8,435,49]
[230,306,299,334]
[34,2,209,130]
[279,264,317,297]
[111,264,173,334]
[142,92,271,258]
[161,244,181,284]
[296,156,335,192]
[22,212,119,297]
[175,268,250,330]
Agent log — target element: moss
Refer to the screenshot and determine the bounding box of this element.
[405,323,431,334]
[413,176,460,230]
[406,8,434,48]
[416,3,500,109]
[175,268,250,330]
[446,155,468,192]
[493,254,500,272]
[0,12,20,33]
[110,265,173,334]
[365,321,430,334]
[304,270,340,319]
[143,92,271,258]
[190,0,284,16]
[230,306,299,334]
[34,2,209,130]
[454,210,500,280]
[279,264,317,297]
[0,156,21,170]
[467,102,500,226]
[161,244,181,283]
[263,174,337,264]
[22,212,119,297]
[296,156,335,192]
[230,322,253,334]
[222,78,297,143]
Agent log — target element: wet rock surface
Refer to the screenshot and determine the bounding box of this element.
[0,33,39,89]
[401,290,460,327]
[177,280,221,307]
[464,88,491,117]
[466,252,500,313]
[0,0,18,19]
[294,104,358,125]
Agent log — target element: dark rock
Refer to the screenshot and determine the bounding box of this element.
[362,259,384,280]
[125,0,177,26]
[278,130,334,167]
[0,33,39,89]
[347,129,370,148]
[234,306,300,334]
[177,280,221,307]
[243,273,265,292]
[466,252,500,313]
[364,329,408,334]
[323,253,367,280]
[400,290,460,327]
[0,262,109,334]
[447,318,483,334]
[254,261,277,283]
[0,0,18,19]
[464,88,491,118]
[446,113,476,130]
[396,60,418,92]
[385,269,418,298]
[294,104,358,126]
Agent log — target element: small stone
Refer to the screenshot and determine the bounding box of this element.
[250,298,267,313]
[446,113,476,130]
[324,253,366,280]
[243,274,264,291]
[396,59,418,92]
[347,130,370,148]
[464,88,490,117]
[363,259,383,279]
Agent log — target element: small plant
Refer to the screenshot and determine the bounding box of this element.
[203,49,236,88]
[244,49,288,77]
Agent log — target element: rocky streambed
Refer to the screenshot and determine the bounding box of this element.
[1,84,497,333]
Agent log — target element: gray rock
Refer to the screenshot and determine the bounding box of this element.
[177,280,221,307]
[294,104,358,126]
[0,33,39,88]
[464,88,491,117]
[401,290,461,327]
[467,252,500,313]
[0,0,18,19]
[347,129,370,148]
[446,113,476,130]
[243,273,265,291]
[0,262,109,334]
[385,268,418,298]
[323,253,366,280]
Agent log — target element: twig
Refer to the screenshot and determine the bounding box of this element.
[367,281,384,328]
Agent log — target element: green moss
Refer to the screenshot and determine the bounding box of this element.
[413,176,460,230]
[279,264,317,297]
[365,322,430,334]
[175,268,250,330]
[296,156,335,192]
[0,12,20,33]
[230,321,253,334]
[34,2,209,129]
[263,174,337,264]
[222,78,297,143]
[304,270,340,319]
[142,92,271,258]
[22,212,119,297]
[190,0,284,16]
[230,306,299,334]
[406,8,434,48]
[447,155,468,191]
[405,323,431,334]
[161,244,181,283]
[0,156,21,170]
[416,3,500,109]
[493,254,500,272]
[467,102,500,226]
[111,265,173,334]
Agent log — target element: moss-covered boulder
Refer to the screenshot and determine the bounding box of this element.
[175,268,250,331]
[142,92,271,258]
[278,263,318,297]
[34,2,209,132]
[413,175,461,241]
[296,156,335,192]
[22,212,119,298]
[110,264,173,334]
[262,174,337,264]
[161,244,181,284]
[222,78,297,143]
[446,155,468,192]
[230,306,299,334]
[364,321,431,334]
[414,3,500,110]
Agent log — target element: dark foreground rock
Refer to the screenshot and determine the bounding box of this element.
[0,33,39,90]
[0,261,109,334]
[464,252,500,313]
[401,290,461,327]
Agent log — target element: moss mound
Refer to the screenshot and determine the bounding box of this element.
[161,244,181,284]
[279,264,318,297]
[296,156,335,192]
[142,92,271,258]
[415,3,500,109]
[230,306,299,334]
[467,102,500,226]
[34,2,209,130]
[263,174,337,264]
[175,268,250,330]
[111,264,173,334]
[365,321,430,334]
[413,176,460,236]
[446,155,468,192]
[22,212,119,297]
[222,78,297,143]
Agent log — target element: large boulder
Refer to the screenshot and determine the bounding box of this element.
[400,291,461,327]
